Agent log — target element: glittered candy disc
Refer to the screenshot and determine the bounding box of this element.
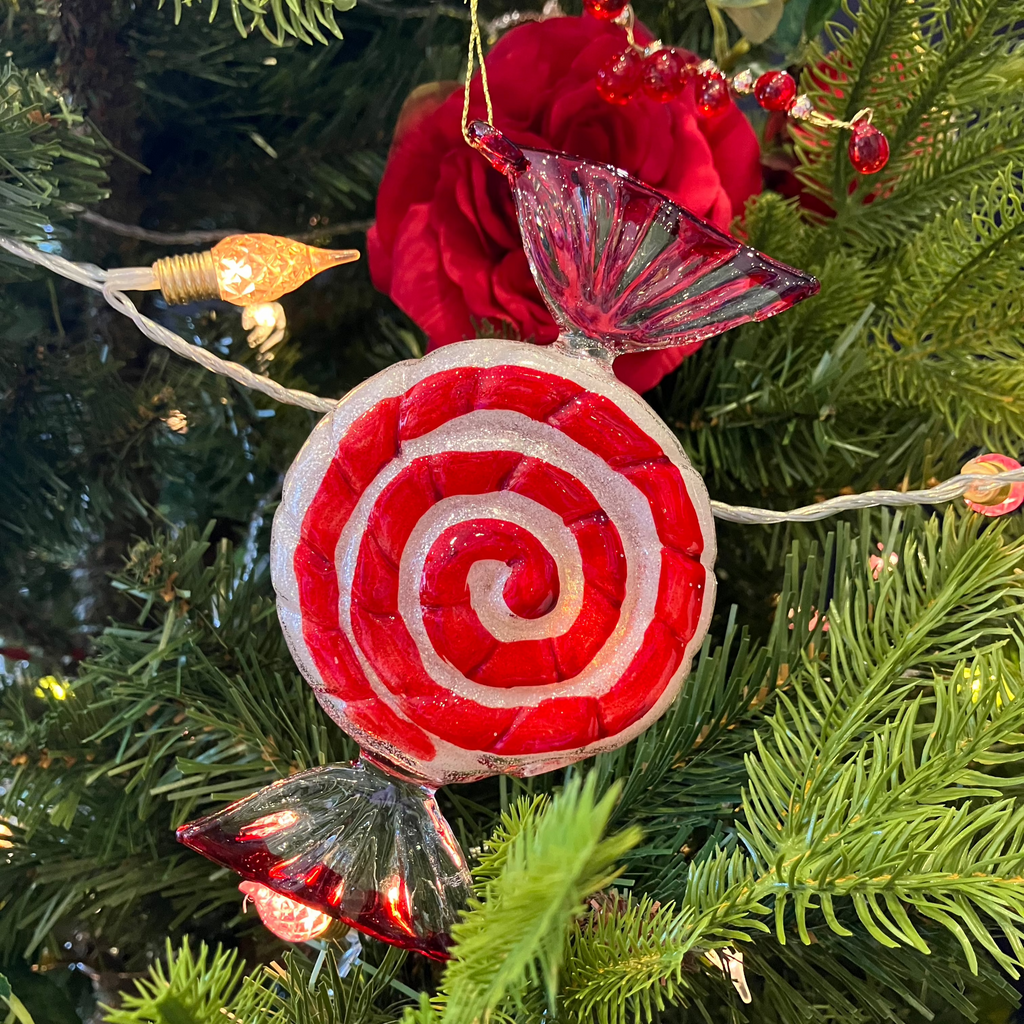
[271,339,717,785]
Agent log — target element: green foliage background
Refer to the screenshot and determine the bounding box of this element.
[1,0,1024,1019]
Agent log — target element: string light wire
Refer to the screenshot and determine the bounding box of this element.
[0,235,334,414]
[3,231,1021,524]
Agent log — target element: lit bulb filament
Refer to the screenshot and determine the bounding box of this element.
[384,878,417,937]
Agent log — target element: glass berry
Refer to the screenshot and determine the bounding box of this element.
[642,48,686,102]
[583,0,630,20]
[753,70,796,112]
[696,73,730,118]
[597,49,644,105]
[848,121,890,174]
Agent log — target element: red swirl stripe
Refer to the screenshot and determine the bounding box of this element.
[294,364,707,760]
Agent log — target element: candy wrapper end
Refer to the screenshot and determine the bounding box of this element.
[468,121,819,359]
[176,760,471,959]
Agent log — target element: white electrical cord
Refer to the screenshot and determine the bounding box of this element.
[4,233,1021,524]
[709,472,1024,524]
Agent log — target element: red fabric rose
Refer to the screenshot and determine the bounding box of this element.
[368,15,763,393]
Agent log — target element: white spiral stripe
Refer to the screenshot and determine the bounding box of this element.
[335,409,661,709]
[401,493,584,645]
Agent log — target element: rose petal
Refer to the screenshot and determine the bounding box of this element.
[390,205,475,345]
[392,81,461,146]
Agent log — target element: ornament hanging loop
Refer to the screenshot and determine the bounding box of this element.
[467,120,528,174]
[461,0,496,145]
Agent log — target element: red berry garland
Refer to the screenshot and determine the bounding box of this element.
[585,2,889,176]
[696,73,730,118]
[642,48,689,102]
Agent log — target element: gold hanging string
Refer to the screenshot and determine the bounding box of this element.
[461,0,495,145]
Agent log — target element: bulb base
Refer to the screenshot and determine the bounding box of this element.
[153,251,219,305]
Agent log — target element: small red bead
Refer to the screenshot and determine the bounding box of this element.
[696,73,730,118]
[848,122,889,174]
[583,0,630,20]
[753,70,796,112]
[596,49,644,105]
[642,48,686,102]
[677,60,699,90]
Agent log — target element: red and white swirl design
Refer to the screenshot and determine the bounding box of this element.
[272,340,716,783]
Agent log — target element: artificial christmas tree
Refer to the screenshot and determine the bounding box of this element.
[3,0,1024,1020]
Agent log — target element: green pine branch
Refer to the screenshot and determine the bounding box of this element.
[162,0,356,46]
[592,525,832,893]
[795,0,1020,215]
[0,60,108,249]
[421,777,641,1024]
[884,164,1024,341]
[531,509,1024,1022]
[840,99,1024,249]
[10,502,1024,1022]
[872,165,1024,447]
[103,940,409,1024]
[101,939,273,1024]
[0,522,355,957]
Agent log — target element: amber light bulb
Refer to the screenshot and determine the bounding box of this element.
[152,233,360,306]
[239,880,335,943]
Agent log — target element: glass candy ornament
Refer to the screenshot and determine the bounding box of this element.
[178,123,819,957]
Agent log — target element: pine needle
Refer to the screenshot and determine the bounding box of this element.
[427,778,641,1024]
